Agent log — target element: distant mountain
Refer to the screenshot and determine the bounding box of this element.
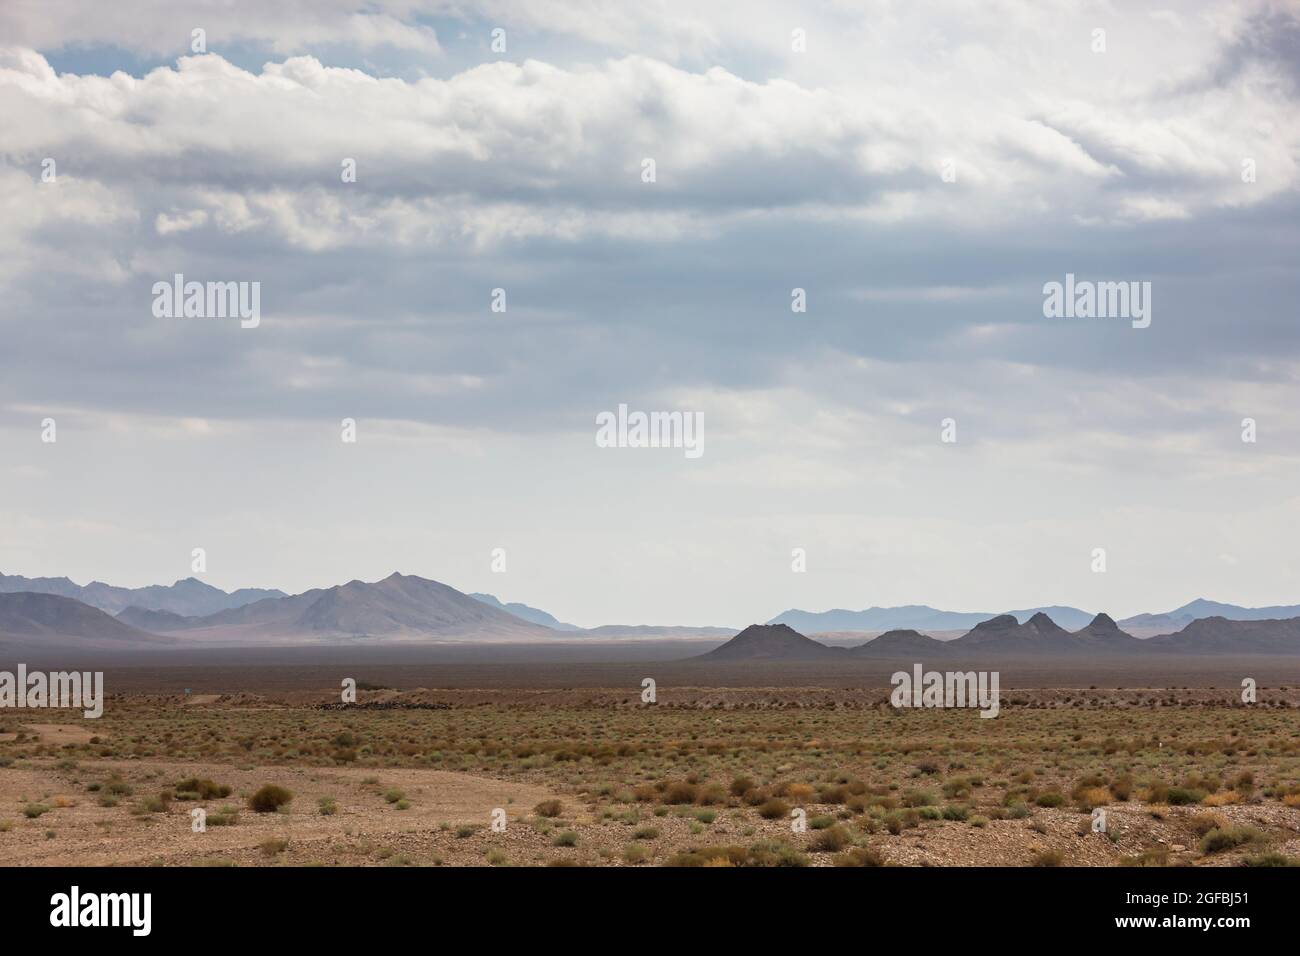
[470,593,581,631]
[115,606,197,632]
[696,623,837,661]
[847,629,953,657]
[1145,616,1300,654]
[949,612,1080,654]
[0,573,284,616]
[132,573,552,642]
[0,592,173,646]
[1069,613,1144,653]
[1120,598,1300,631]
[768,604,1095,633]
[699,613,1162,663]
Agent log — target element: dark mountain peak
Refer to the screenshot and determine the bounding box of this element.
[848,628,952,658]
[973,614,1019,630]
[696,623,833,661]
[751,622,800,637]
[1023,612,1069,638]
[1088,612,1118,630]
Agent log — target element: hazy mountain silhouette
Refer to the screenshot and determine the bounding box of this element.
[470,593,581,630]
[122,573,550,641]
[1143,616,1300,653]
[0,572,284,616]
[768,604,1095,633]
[1119,598,1300,631]
[696,610,1300,661]
[0,592,174,646]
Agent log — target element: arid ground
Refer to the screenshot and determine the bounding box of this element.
[2,648,1299,867]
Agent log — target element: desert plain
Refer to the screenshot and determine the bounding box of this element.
[1,646,1298,868]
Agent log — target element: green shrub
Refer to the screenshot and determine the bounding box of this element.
[174,778,232,800]
[1200,826,1263,855]
[248,784,292,813]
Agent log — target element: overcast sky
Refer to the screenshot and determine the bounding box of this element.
[1,1,1298,627]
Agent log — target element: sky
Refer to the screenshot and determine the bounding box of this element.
[0,1,1298,628]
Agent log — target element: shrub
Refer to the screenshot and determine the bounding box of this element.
[663,781,698,805]
[729,776,755,797]
[1167,787,1207,806]
[141,792,171,813]
[533,799,563,818]
[809,825,851,853]
[1203,790,1240,807]
[1032,850,1064,867]
[1034,792,1066,808]
[260,838,289,856]
[22,804,50,819]
[739,841,807,868]
[1200,826,1263,855]
[785,783,815,802]
[757,798,790,820]
[833,847,885,867]
[552,830,579,847]
[248,784,292,813]
[633,826,659,840]
[1075,787,1111,811]
[696,784,728,806]
[1189,813,1227,838]
[174,778,232,800]
[318,797,337,816]
[207,807,239,826]
[623,843,649,864]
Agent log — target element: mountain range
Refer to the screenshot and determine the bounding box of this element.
[698,614,1300,660]
[0,592,174,648]
[767,598,1300,635]
[0,573,285,617]
[114,573,549,643]
[5,567,1300,654]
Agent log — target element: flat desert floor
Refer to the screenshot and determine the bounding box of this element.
[1,650,1299,867]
